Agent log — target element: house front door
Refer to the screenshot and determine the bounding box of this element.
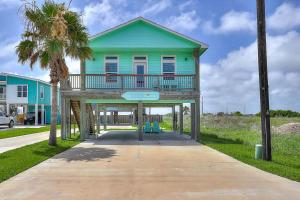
[134,63,146,88]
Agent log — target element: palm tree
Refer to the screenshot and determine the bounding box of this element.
[16,1,92,145]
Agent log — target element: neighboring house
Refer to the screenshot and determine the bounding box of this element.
[61,17,208,140]
[0,72,60,125]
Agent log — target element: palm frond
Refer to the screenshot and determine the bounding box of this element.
[39,51,50,69]
[16,40,36,64]
[30,51,40,68]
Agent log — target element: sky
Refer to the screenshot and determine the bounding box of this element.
[0,0,299,114]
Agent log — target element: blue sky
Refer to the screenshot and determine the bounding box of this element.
[0,0,300,114]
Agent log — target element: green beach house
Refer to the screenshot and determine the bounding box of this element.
[61,17,208,140]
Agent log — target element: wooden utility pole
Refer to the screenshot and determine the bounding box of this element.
[256,0,272,161]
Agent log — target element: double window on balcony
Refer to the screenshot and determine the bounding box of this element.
[17,85,27,98]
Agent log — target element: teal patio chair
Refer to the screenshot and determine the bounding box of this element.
[152,120,161,133]
[143,120,152,133]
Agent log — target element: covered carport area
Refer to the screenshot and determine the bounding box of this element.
[84,99,194,141]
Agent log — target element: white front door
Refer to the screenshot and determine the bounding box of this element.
[134,62,147,88]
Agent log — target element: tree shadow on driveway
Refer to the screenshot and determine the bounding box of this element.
[33,147,117,162]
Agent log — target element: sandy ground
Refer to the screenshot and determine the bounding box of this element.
[0,130,299,200]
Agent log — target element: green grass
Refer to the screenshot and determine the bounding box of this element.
[0,134,80,183]
[161,115,300,182]
[201,128,300,182]
[0,125,61,139]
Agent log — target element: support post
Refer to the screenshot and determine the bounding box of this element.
[138,102,143,141]
[256,0,271,161]
[103,110,107,130]
[80,60,86,91]
[195,98,201,141]
[179,104,183,135]
[80,99,86,141]
[61,97,66,140]
[172,106,176,132]
[65,99,71,138]
[35,104,38,126]
[41,104,44,125]
[190,103,196,140]
[194,45,201,141]
[132,110,135,126]
[96,105,100,135]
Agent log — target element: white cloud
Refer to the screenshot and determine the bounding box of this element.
[166,10,200,32]
[141,0,171,15]
[80,0,192,34]
[65,57,80,74]
[203,10,256,34]
[0,41,18,58]
[201,31,300,113]
[81,0,172,34]
[204,2,300,35]
[82,0,123,30]
[268,2,300,31]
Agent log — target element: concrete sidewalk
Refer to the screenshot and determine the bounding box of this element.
[0,130,60,153]
[0,131,299,200]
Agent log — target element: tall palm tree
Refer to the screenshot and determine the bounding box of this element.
[16,0,92,145]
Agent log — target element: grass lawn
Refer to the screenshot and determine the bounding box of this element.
[161,115,300,182]
[201,128,300,182]
[0,134,79,183]
[0,125,61,139]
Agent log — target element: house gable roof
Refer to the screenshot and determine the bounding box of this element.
[89,17,208,54]
[0,72,51,86]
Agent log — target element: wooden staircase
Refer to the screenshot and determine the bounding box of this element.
[63,79,95,135]
[70,100,95,134]
[70,100,81,130]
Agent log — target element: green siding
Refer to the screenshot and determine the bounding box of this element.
[6,76,51,105]
[45,105,51,124]
[0,75,7,81]
[86,51,195,74]
[37,83,51,105]
[85,19,200,90]
[89,21,200,50]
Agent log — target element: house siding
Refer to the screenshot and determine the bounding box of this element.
[89,21,199,50]
[86,51,195,75]
[0,73,60,124]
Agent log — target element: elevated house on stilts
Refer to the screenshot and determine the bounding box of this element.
[60,17,208,141]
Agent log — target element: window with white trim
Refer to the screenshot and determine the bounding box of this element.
[162,56,175,80]
[17,85,27,97]
[40,86,44,99]
[0,86,5,99]
[105,56,118,82]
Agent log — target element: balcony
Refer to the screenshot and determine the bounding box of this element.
[68,74,195,91]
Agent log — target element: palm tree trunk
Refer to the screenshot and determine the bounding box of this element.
[49,82,58,146]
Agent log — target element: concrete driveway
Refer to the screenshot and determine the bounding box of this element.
[0,130,299,200]
[0,130,60,153]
